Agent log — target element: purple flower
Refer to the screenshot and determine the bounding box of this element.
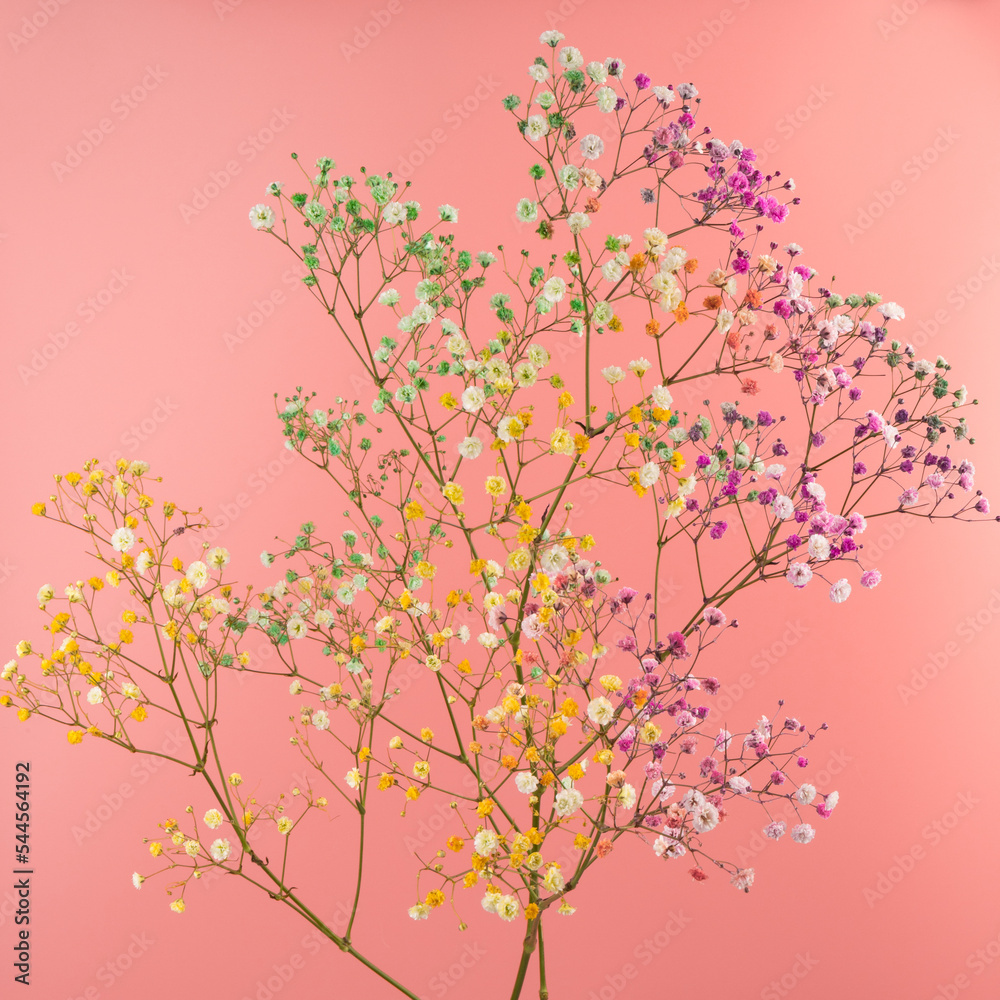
[634,72,651,90]
[709,521,728,540]
[667,631,690,659]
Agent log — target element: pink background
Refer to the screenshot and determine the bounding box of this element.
[3,1,1000,997]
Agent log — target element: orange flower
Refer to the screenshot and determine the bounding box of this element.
[628,253,646,272]
[744,288,762,308]
[645,319,661,338]
[683,258,699,273]
[673,302,689,324]
[703,294,722,309]
[585,197,600,213]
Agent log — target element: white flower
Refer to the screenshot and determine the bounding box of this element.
[515,772,539,794]
[477,632,500,649]
[878,301,905,321]
[692,803,720,833]
[587,696,614,727]
[345,768,361,789]
[286,616,308,639]
[796,783,817,805]
[652,834,687,858]
[110,527,136,553]
[629,357,651,377]
[249,204,275,230]
[786,562,813,588]
[86,686,104,706]
[542,276,567,302]
[186,561,209,589]
[601,365,626,385]
[438,204,458,223]
[617,783,637,810]
[804,481,827,503]
[515,198,538,222]
[651,384,673,409]
[602,259,623,282]
[579,134,605,160]
[567,212,590,234]
[207,546,230,570]
[772,495,794,520]
[825,791,840,811]
[790,823,816,844]
[728,775,752,795]
[829,578,852,603]
[461,387,486,413]
[132,872,144,889]
[638,462,660,489]
[586,60,608,83]
[474,830,500,856]
[457,435,483,460]
[766,463,786,480]
[496,895,520,921]
[595,86,618,112]
[528,343,550,368]
[382,202,406,225]
[554,787,584,817]
[558,45,583,69]
[195,811,221,834]
[312,710,330,731]
[807,534,830,561]
[408,903,430,920]
[525,114,550,141]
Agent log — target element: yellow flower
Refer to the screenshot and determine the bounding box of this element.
[425,889,445,908]
[119,629,134,644]
[670,451,686,471]
[31,502,46,516]
[599,674,622,692]
[567,763,585,781]
[398,590,412,610]
[556,391,574,409]
[516,523,539,544]
[420,728,434,743]
[447,836,464,852]
[525,903,540,920]
[404,501,424,521]
[405,786,420,800]
[443,482,464,505]
[549,427,574,455]
[377,773,396,791]
[413,760,430,779]
[463,871,479,888]
[65,471,82,485]
[277,816,293,834]
[476,798,495,817]
[593,748,615,766]
[573,833,590,850]
[439,392,458,409]
[149,841,163,857]
[169,899,185,914]
[358,747,372,762]
[131,705,148,722]
[484,476,507,497]
[16,708,29,723]
[468,741,482,755]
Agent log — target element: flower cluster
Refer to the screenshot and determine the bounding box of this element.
[5,28,992,1000]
